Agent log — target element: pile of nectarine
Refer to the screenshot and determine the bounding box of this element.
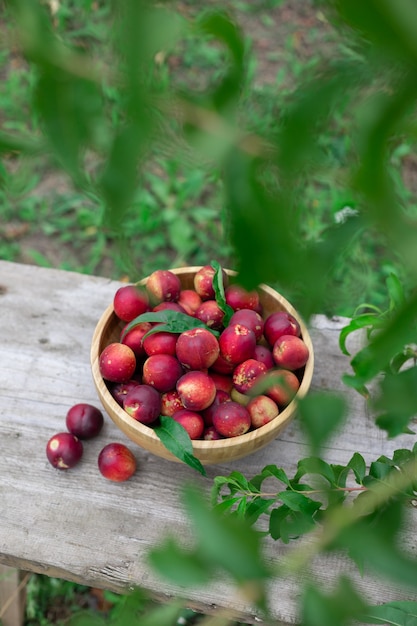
[46,403,137,482]
[99,265,310,442]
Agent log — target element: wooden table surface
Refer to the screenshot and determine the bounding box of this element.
[1,259,416,624]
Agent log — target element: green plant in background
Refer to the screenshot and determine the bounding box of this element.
[0,0,408,314]
[3,0,417,625]
[25,574,90,625]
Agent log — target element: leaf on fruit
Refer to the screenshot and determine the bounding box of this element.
[210,259,234,326]
[120,309,219,341]
[154,416,206,476]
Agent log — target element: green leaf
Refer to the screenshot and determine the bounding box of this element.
[334,0,417,64]
[235,496,248,519]
[367,460,395,481]
[279,509,318,543]
[210,259,234,326]
[301,576,367,626]
[276,63,358,177]
[352,71,417,275]
[259,464,291,487]
[347,452,367,483]
[334,500,417,587]
[341,373,370,398]
[182,486,271,586]
[387,272,406,312]
[373,367,417,437]
[339,314,383,356]
[212,497,241,515]
[269,504,290,541]
[68,612,106,626]
[392,448,416,467]
[0,131,43,155]
[330,464,350,489]
[297,391,348,454]
[279,491,322,515]
[148,536,213,587]
[224,149,301,293]
[295,457,336,485]
[222,470,251,492]
[132,600,185,626]
[34,68,101,183]
[112,590,177,626]
[121,309,219,341]
[212,471,251,495]
[78,589,150,626]
[154,417,206,476]
[100,124,144,231]
[196,10,245,112]
[211,475,233,503]
[245,498,275,526]
[361,600,417,625]
[390,348,417,374]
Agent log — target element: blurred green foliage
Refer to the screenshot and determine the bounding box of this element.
[0,0,413,316]
[2,1,417,625]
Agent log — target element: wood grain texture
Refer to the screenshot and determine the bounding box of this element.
[0,260,416,624]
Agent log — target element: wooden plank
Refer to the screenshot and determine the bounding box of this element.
[0,260,416,624]
[0,565,25,626]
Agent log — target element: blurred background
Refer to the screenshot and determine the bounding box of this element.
[1,0,413,318]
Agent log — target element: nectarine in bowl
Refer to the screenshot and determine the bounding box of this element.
[90,266,314,465]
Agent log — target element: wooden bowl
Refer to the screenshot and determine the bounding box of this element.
[90,267,314,465]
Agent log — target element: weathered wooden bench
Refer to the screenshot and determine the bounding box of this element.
[1,259,416,626]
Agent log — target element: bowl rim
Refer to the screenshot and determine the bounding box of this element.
[90,267,314,457]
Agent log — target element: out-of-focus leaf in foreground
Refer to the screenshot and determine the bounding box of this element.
[361,600,417,625]
[297,391,348,454]
[301,576,366,626]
